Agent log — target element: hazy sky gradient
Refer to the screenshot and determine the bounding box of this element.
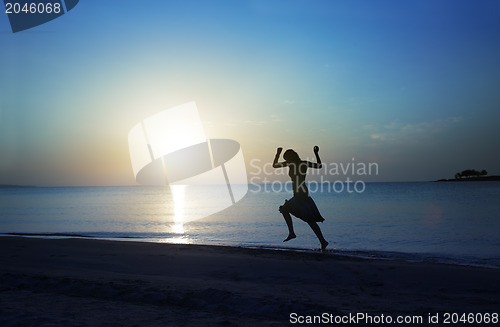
[1,0,499,185]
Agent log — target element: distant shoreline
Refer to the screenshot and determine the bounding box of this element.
[436,175,500,182]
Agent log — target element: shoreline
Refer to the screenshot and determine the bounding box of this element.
[2,233,499,270]
[1,236,499,326]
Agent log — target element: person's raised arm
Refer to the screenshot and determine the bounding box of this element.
[273,147,287,168]
[307,145,323,169]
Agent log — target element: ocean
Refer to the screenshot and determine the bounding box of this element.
[1,182,499,268]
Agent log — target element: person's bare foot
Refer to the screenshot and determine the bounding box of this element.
[283,234,296,242]
[321,241,329,252]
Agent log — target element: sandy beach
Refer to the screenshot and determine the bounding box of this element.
[0,236,498,326]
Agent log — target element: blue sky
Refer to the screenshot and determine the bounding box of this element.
[1,0,499,185]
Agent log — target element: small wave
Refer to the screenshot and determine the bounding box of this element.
[2,232,95,238]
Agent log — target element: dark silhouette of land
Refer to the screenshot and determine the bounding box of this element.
[437,169,500,182]
[437,175,500,182]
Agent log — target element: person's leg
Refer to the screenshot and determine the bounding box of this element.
[307,221,328,251]
[281,211,296,242]
[279,203,296,242]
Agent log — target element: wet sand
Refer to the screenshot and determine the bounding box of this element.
[0,236,498,326]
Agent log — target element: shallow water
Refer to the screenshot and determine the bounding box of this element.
[1,182,499,267]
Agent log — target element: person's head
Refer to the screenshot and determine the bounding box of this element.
[283,149,301,163]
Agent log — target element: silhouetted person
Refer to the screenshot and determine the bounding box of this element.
[273,146,328,251]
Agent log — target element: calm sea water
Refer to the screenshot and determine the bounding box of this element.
[1,182,499,268]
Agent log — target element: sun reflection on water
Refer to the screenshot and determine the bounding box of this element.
[171,185,186,235]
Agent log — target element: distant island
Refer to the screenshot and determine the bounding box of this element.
[437,169,500,182]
